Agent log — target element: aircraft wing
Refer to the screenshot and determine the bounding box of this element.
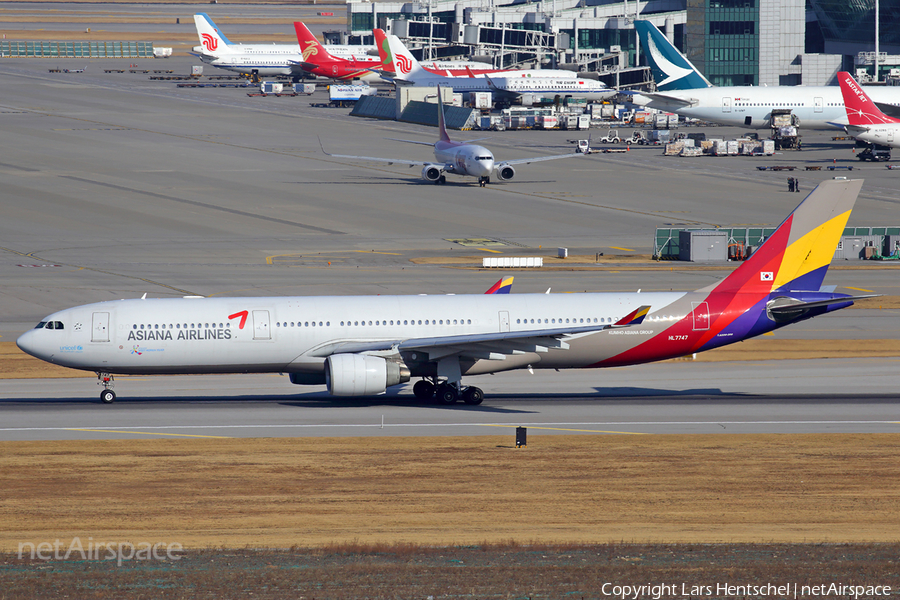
[629,91,697,109]
[319,136,436,167]
[307,306,651,358]
[496,151,586,167]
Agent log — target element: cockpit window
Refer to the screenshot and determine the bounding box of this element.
[477,156,492,161]
[34,322,47,329]
[41,321,65,330]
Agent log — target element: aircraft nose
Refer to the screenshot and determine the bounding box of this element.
[16,330,40,358]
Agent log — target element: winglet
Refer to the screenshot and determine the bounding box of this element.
[485,277,514,294]
[613,305,651,326]
[837,71,900,126]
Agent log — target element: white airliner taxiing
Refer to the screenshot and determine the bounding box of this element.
[632,20,900,130]
[320,85,587,186]
[193,13,374,78]
[838,71,900,148]
[17,180,874,405]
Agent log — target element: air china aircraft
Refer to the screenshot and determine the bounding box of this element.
[17,180,873,405]
[838,71,900,148]
[631,20,900,130]
[379,34,614,104]
[370,28,505,77]
[320,86,587,186]
[192,13,374,78]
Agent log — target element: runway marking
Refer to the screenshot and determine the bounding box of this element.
[1,420,894,435]
[478,248,502,253]
[479,424,646,435]
[608,246,636,252]
[846,286,876,293]
[354,250,402,255]
[65,428,230,439]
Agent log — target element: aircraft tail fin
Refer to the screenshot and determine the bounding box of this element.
[373,29,394,73]
[435,84,451,142]
[385,34,425,80]
[634,20,711,91]
[194,13,232,53]
[485,277,514,294]
[294,22,335,63]
[838,71,900,126]
[709,179,863,295]
[612,305,651,327]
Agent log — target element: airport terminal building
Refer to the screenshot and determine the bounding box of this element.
[344,0,900,87]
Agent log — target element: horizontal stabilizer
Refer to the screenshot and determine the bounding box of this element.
[768,294,879,314]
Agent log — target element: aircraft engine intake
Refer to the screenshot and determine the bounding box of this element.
[421,166,443,182]
[326,354,410,396]
[497,165,516,181]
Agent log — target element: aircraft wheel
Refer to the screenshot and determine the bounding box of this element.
[100,389,116,404]
[437,384,458,405]
[439,175,446,185]
[462,387,484,405]
[413,380,435,400]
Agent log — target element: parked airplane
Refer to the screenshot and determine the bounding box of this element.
[292,22,382,83]
[192,13,374,78]
[631,20,900,130]
[319,85,588,186]
[379,34,614,105]
[371,28,506,77]
[838,71,900,148]
[17,180,873,405]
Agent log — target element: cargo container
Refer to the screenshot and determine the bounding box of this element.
[469,91,492,109]
[292,83,316,95]
[260,82,283,94]
[328,84,376,102]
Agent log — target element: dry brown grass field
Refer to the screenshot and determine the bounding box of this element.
[2,434,899,551]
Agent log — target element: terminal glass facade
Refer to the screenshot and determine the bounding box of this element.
[687,0,759,86]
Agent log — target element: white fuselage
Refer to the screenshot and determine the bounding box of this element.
[632,85,900,130]
[401,74,612,101]
[433,140,494,178]
[196,43,375,76]
[16,293,683,377]
[850,124,900,148]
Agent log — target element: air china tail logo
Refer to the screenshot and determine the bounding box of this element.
[301,41,318,62]
[395,53,412,74]
[201,33,218,52]
[229,310,249,329]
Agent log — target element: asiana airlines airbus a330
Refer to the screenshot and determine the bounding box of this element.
[17,179,874,405]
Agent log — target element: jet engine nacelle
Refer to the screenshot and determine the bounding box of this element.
[325,354,410,396]
[496,165,516,181]
[421,166,443,182]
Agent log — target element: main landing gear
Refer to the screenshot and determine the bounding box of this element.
[412,378,484,405]
[478,176,490,188]
[97,372,116,404]
[434,175,447,185]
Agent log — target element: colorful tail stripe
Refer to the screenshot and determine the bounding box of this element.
[614,305,650,326]
[485,277,514,295]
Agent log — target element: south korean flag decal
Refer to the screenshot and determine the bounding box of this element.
[760,271,774,281]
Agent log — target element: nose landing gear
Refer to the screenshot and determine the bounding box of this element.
[478,176,490,187]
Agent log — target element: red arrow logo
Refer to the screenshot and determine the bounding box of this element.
[228,310,249,329]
